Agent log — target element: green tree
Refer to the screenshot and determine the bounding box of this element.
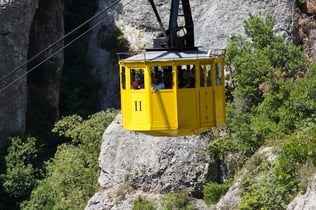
[224,13,308,152]
[21,109,118,209]
[0,136,38,208]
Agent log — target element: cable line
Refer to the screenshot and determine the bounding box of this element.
[0,0,122,85]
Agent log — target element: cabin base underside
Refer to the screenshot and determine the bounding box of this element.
[128,126,220,137]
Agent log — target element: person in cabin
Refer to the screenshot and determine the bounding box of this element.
[151,74,165,90]
[163,67,173,89]
[132,74,143,89]
[178,69,194,88]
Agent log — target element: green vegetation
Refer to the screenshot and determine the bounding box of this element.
[204,13,315,209]
[203,182,229,205]
[20,109,118,209]
[239,127,316,210]
[0,136,38,209]
[161,191,195,210]
[133,196,157,210]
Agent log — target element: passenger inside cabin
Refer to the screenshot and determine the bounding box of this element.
[132,74,143,89]
[151,74,165,90]
[178,69,195,88]
[163,67,173,89]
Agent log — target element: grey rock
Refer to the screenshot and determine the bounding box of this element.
[0,0,38,145]
[86,113,216,209]
[287,173,316,210]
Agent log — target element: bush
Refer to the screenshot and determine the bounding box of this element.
[1,136,38,201]
[21,109,118,209]
[161,192,194,210]
[132,196,157,210]
[203,182,229,205]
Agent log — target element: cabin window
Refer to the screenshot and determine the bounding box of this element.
[200,64,212,87]
[151,66,173,90]
[177,64,195,88]
[121,67,126,90]
[131,68,144,90]
[200,65,205,87]
[215,63,222,86]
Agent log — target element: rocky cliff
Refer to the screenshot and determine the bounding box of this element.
[0,0,64,145]
[0,0,38,145]
[27,0,64,128]
[86,113,218,209]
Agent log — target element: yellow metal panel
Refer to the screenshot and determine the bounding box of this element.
[119,53,226,137]
[214,86,225,126]
[177,89,199,129]
[128,90,150,129]
[199,88,215,126]
[151,90,178,130]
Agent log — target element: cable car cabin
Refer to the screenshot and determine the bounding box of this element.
[118,49,225,137]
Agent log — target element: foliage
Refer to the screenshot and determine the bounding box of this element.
[132,196,157,210]
[223,13,309,154]
[203,182,229,205]
[161,192,195,210]
[0,136,38,208]
[226,14,307,112]
[205,13,315,208]
[239,125,316,210]
[21,109,118,210]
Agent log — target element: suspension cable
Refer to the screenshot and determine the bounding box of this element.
[0,0,122,87]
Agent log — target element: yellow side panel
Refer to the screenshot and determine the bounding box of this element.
[151,90,178,130]
[177,89,199,129]
[199,88,216,126]
[214,86,226,126]
[128,90,150,130]
[121,90,128,128]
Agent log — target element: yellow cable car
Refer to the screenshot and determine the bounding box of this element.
[119,49,225,136]
[118,0,226,136]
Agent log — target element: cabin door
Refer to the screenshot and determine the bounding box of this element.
[128,67,150,130]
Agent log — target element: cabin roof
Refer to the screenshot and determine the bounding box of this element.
[118,49,225,62]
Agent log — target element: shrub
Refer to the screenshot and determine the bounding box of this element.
[203,182,229,205]
[133,196,157,210]
[1,136,38,201]
[21,109,118,209]
[161,192,194,210]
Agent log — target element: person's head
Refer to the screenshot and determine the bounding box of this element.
[181,70,188,78]
[135,74,141,81]
[155,70,162,78]
[152,75,160,84]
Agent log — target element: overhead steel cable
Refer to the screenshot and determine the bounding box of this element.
[0,0,122,91]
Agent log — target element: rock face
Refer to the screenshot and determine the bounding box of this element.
[287,173,316,210]
[27,0,64,127]
[89,0,296,109]
[0,0,64,145]
[85,113,217,209]
[0,0,38,146]
[299,0,316,61]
